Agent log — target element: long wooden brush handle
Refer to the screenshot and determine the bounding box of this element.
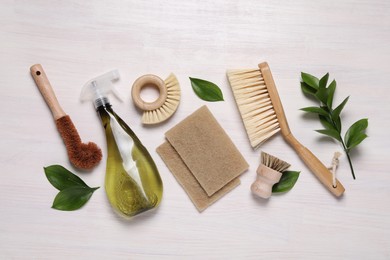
[285,134,345,196]
[30,64,66,120]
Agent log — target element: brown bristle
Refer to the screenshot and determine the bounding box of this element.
[56,115,102,170]
[261,151,290,172]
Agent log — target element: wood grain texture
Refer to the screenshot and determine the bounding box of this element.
[30,64,66,120]
[1,0,390,259]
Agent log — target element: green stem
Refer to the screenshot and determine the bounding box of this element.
[341,140,356,179]
[329,113,356,180]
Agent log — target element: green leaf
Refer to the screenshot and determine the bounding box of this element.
[319,114,337,131]
[44,165,100,211]
[315,87,328,104]
[52,186,99,211]
[315,73,329,104]
[315,129,342,142]
[44,165,89,190]
[346,133,368,151]
[345,118,368,145]
[332,96,349,121]
[319,73,329,89]
[326,80,336,108]
[345,118,368,150]
[300,106,329,116]
[272,171,300,193]
[301,82,317,96]
[189,77,224,102]
[301,72,319,90]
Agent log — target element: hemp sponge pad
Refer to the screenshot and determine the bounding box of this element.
[157,141,240,212]
[163,105,249,196]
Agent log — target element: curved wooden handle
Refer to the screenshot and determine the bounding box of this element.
[30,64,65,120]
[285,134,345,197]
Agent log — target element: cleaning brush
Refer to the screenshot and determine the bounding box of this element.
[251,152,291,199]
[132,73,181,124]
[227,62,345,197]
[30,64,102,170]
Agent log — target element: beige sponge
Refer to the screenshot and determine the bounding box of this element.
[157,142,240,212]
[157,106,249,211]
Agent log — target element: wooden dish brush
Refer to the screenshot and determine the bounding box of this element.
[227,62,345,197]
[132,73,181,125]
[30,64,102,170]
[251,152,291,199]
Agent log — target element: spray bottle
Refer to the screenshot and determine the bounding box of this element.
[81,70,163,217]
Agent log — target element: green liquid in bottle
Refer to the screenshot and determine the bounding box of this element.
[97,103,163,217]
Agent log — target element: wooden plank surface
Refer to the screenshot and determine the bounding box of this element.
[1,0,389,258]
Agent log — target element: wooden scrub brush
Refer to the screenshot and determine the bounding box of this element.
[227,62,345,197]
[251,152,291,199]
[132,73,180,124]
[30,64,102,170]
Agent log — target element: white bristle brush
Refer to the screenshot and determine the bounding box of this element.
[132,73,181,125]
[227,62,345,197]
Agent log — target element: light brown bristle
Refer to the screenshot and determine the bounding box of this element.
[142,73,181,125]
[56,115,102,170]
[227,68,280,149]
[261,151,290,172]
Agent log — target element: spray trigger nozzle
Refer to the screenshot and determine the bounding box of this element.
[81,70,122,107]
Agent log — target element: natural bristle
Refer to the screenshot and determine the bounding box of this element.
[261,152,290,172]
[56,115,102,170]
[142,73,181,124]
[227,69,280,149]
[69,142,102,170]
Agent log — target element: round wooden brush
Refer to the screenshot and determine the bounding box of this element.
[251,152,291,199]
[30,64,102,170]
[132,73,181,125]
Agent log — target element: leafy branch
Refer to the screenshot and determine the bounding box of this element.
[300,72,368,179]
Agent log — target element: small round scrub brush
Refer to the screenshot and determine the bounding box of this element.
[30,64,102,170]
[251,151,291,199]
[132,73,181,124]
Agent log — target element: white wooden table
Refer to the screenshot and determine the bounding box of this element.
[1,0,389,259]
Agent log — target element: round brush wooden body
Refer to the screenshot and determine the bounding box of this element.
[30,64,102,170]
[251,164,283,199]
[251,152,290,199]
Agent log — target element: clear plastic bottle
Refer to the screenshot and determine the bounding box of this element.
[81,70,163,217]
